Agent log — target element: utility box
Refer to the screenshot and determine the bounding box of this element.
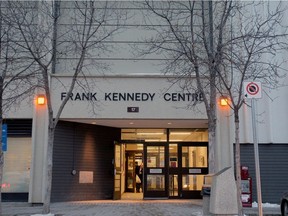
[241,166,252,207]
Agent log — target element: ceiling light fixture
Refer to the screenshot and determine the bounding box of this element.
[170,132,192,135]
[137,132,164,135]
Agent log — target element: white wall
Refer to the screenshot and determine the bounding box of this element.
[238,77,288,144]
[50,76,207,120]
[5,96,33,119]
[55,1,202,76]
[229,1,288,144]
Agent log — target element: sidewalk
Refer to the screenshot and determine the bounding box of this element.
[2,200,281,216]
[3,200,203,216]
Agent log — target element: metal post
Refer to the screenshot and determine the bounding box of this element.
[251,98,263,216]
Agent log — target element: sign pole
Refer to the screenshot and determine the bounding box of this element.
[251,98,263,216]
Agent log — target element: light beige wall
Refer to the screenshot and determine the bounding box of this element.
[50,76,207,120]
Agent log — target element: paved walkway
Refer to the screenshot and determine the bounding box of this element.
[3,200,203,216]
[2,199,281,216]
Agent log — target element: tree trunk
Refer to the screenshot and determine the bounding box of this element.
[235,110,244,215]
[43,123,55,214]
[208,116,216,174]
[0,120,3,215]
[0,76,3,215]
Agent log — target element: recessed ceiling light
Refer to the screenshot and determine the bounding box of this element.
[129,122,134,125]
[137,132,164,135]
[168,122,172,125]
[170,132,191,135]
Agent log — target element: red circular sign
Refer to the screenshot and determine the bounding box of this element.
[246,82,259,95]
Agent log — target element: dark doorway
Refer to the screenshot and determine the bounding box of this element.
[125,150,143,193]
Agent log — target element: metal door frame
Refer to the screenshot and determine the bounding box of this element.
[113,142,122,200]
[143,142,169,198]
[177,142,209,199]
[125,151,143,193]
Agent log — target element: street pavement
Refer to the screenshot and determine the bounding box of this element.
[2,199,281,216]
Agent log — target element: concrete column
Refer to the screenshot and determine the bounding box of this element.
[28,96,48,204]
[210,167,238,215]
[216,102,233,172]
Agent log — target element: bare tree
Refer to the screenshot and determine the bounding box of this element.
[215,1,288,215]
[139,1,288,215]
[138,0,231,174]
[0,2,37,214]
[7,0,126,214]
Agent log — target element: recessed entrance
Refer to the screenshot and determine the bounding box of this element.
[114,128,208,200]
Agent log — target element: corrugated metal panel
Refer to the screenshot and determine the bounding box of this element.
[239,144,288,204]
[51,121,121,202]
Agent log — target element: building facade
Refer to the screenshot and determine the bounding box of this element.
[2,1,288,204]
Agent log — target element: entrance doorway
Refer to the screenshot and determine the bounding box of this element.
[117,128,209,200]
[113,143,144,200]
[170,143,208,199]
[143,142,208,199]
[125,150,143,193]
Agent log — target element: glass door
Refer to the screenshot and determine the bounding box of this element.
[180,143,208,199]
[144,143,168,198]
[168,142,208,199]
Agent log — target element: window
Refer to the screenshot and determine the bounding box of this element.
[147,175,165,191]
[182,146,207,168]
[3,138,31,193]
[147,146,165,168]
[169,144,178,168]
[182,175,204,191]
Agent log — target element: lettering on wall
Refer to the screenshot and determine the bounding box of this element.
[105,93,155,101]
[60,92,204,102]
[163,93,203,102]
[61,92,97,101]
